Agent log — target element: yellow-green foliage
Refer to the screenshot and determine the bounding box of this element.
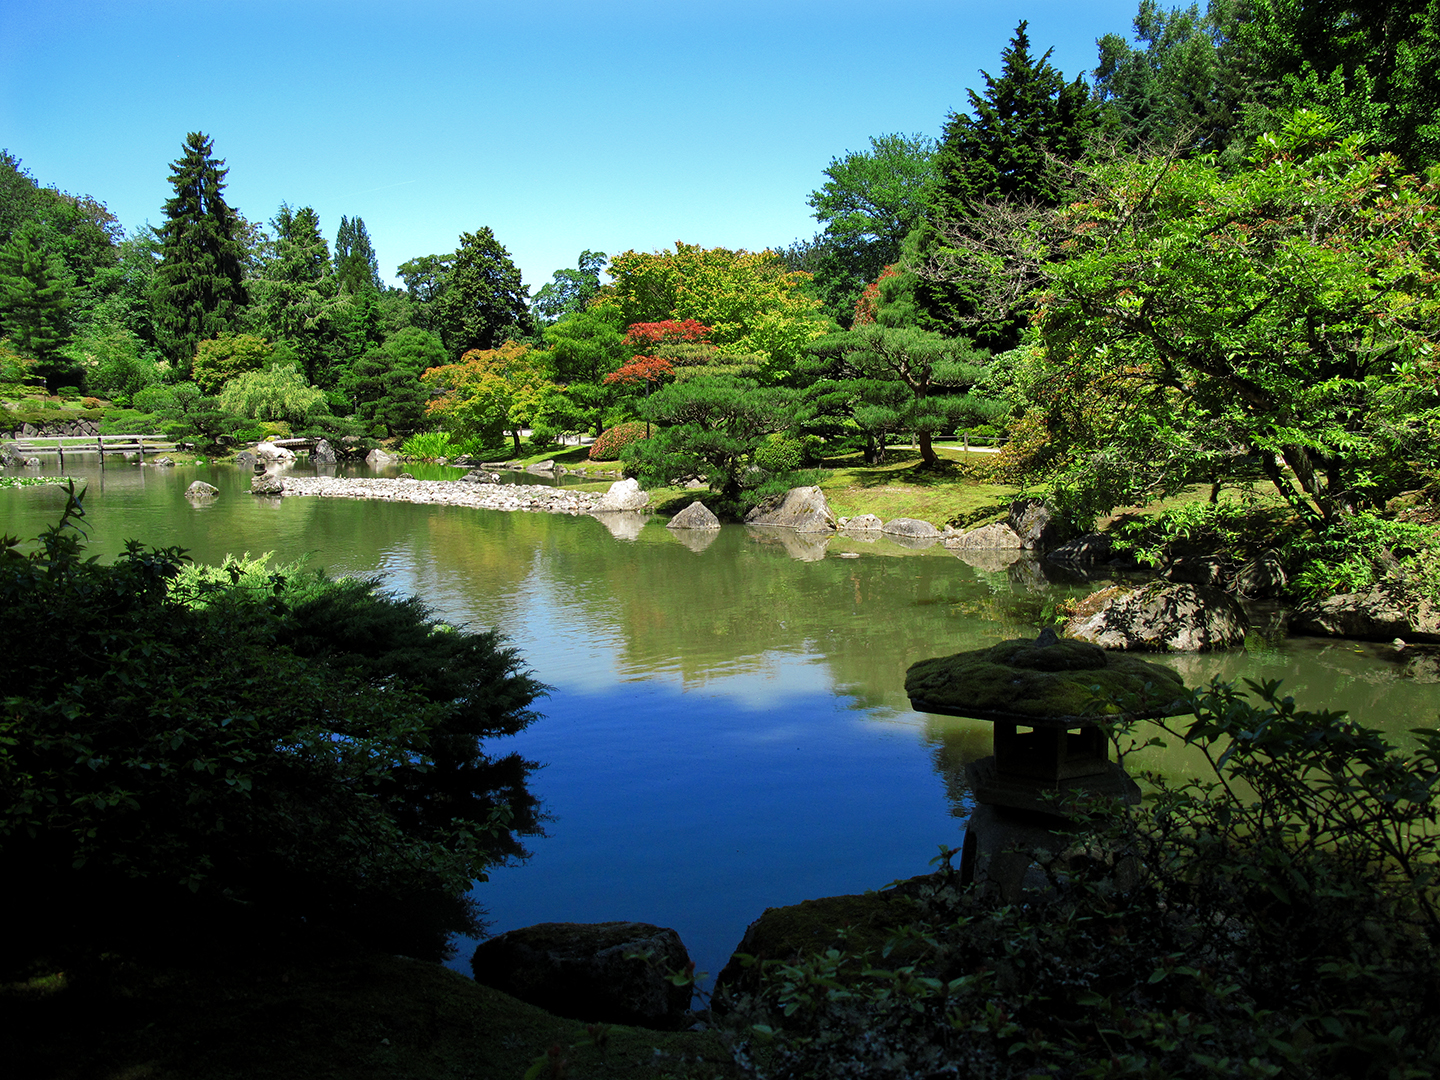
[216,361,326,424]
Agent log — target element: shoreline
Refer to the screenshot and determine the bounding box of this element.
[274,474,608,515]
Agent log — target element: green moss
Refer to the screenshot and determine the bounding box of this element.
[905,637,1187,720]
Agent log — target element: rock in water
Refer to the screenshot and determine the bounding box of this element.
[946,521,1024,549]
[1291,582,1440,642]
[470,921,693,1029]
[743,486,837,533]
[184,481,218,498]
[249,472,285,495]
[234,450,257,471]
[1065,582,1248,651]
[667,500,721,529]
[1008,498,1077,552]
[594,477,650,511]
[840,513,883,533]
[253,441,296,465]
[882,517,941,539]
[313,439,336,465]
[456,468,502,485]
[365,447,397,467]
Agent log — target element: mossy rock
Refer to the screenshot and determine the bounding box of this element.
[905,633,1187,722]
[713,876,934,1002]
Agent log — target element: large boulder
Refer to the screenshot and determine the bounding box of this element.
[365,447,398,468]
[184,481,218,498]
[313,438,336,465]
[743,486,837,533]
[946,521,1024,549]
[1290,581,1440,643]
[594,477,650,511]
[234,450,257,471]
[1,441,27,468]
[1008,498,1078,552]
[253,441,296,465]
[249,472,285,496]
[470,922,693,1029]
[1233,551,1288,598]
[1046,533,1125,567]
[1065,581,1249,651]
[667,500,720,530]
[1160,554,1227,589]
[882,517,941,540]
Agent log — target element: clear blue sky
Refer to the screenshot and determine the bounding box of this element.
[2,0,1141,292]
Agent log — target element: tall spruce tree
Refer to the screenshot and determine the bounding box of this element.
[253,204,340,386]
[908,22,1097,347]
[152,133,248,371]
[335,215,382,294]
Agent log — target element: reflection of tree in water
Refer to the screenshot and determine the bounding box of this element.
[920,716,994,821]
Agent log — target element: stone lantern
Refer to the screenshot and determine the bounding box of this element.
[905,628,1187,899]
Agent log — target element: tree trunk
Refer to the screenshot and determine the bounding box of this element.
[918,429,937,467]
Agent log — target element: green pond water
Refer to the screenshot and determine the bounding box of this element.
[4,459,1437,984]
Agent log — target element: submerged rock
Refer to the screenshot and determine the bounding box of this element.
[1065,581,1248,652]
[470,921,693,1029]
[882,517,941,539]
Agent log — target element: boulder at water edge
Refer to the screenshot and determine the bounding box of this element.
[743,486,837,533]
[667,500,720,530]
[1290,581,1440,643]
[1065,581,1248,651]
[470,921,694,1029]
[249,472,285,495]
[1008,498,1078,552]
[882,517,942,539]
[840,513,883,533]
[365,447,397,467]
[234,450,257,471]
[1046,533,1129,567]
[184,481,218,498]
[946,521,1025,549]
[313,438,336,465]
[253,441,295,465]
[594,477,650,511]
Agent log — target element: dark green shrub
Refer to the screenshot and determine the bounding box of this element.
[721,680,1440,1078]
[589,420,649,461]
[1,489,546,961]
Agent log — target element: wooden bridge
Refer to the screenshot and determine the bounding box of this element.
[10,434,180,468]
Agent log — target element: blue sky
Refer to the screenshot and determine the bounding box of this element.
[2,0,1140,292]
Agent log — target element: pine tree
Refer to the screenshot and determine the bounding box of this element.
[1,227,73,379]
[910,22,1097,346]
[152,132,248,371]
[253,204,339,385]
[335,215,382,294]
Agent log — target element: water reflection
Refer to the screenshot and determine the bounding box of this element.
[6,460,1437,983]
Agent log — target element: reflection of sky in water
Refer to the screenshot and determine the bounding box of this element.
[448,679,962,988]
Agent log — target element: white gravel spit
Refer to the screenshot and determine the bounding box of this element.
[274,476,607,515]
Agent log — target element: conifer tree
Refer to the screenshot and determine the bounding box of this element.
[0,227,73,380]
[152,133,248,371]
[910,22,1097,346]
[253,204,339,386]
[335,215,382,294]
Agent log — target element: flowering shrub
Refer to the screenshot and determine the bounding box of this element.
[589,420,649,461]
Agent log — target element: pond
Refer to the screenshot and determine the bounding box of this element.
[4,459,1436,985]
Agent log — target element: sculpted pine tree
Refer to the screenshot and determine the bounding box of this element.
[152,133,248,371]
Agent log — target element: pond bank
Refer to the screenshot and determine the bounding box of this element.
[275,474,607,514]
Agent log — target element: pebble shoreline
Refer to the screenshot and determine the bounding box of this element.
[274,475,608,515]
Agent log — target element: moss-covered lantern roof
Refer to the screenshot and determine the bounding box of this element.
[905,629,1189,725]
